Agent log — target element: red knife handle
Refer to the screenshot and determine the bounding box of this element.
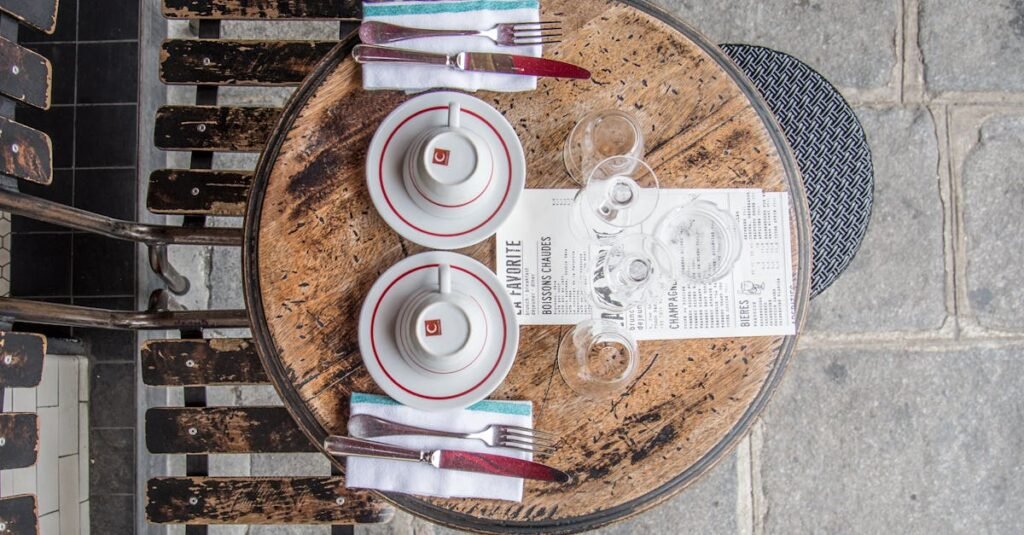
[440,450,571,483]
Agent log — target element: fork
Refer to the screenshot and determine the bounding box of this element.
[348,414,558,455]
[359,20,562,47]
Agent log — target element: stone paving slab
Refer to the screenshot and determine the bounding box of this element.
[920,0,1024,93]
[960,113,1024,331]
[806,107,947,333]
[760,345,1024,533]
[652,0,898,91]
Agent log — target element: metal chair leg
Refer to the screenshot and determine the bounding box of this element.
[0,188,241,246]
[149,245,191,295]
[0,186,240,297]
[0,297,248,330]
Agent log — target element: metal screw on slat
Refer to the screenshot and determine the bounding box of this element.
[10,65,18,75]
[336,497,345,506]
[0,521,7,532]
[190,188,200,196]
[3,355,11,364]
[197,124,206,132]
[202,57,212,66]
[185,359,196,367]
[188,427,198,435]
[11,144,18,153]
[189,497,199,505]
[0,437,6,447]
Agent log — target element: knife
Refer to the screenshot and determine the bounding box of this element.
[324,435,571,483]
[351,44,590,80]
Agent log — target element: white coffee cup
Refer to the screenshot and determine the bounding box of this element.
[403,102,495,218]
[394,264,487,374]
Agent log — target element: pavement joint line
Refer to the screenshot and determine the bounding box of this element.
[929,92,1024,105]
[928,103,961,335]
[798,332,1024,351]
[902,0,927,104]
[735,435,754,535]
[898,0,905,103]
[945,105,996,332]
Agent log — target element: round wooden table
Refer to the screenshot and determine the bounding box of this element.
[242,1,812,532]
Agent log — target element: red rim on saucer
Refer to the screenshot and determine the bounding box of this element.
[357,251,520,411]
[365,91,527,250]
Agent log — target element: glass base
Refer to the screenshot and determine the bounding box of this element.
[557,319,639,400]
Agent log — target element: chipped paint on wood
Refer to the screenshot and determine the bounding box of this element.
[0,37,51,109]
[145,407,313,453]
[145,477,394,524]
[141,338,267,386]
[0,117,53,185]
[148,169,253,216]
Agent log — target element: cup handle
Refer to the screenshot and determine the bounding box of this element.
[438,264,452,295]
[447,102,460,129]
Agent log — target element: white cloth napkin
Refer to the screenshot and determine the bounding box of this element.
[361,0,541,92]
[345,392,533,501]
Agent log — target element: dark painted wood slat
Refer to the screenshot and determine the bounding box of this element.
[163,0,360,20]
[146,477,394,524]
[0,116,52,185]
[0,331,46,388]
[160,39,336,85]
[142,338,267,386]
[0,495,38,534]
[0,37,51,109]
[146,407,313,453]
[0,413,39,470]
[148,169,253,216]
[154,105,279,151]
[0,0,59,34]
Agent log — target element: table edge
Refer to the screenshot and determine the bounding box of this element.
[241,2,813,532]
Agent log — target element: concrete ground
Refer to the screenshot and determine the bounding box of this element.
[147,0,1024,533]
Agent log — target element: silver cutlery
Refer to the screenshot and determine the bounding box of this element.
[349,414,558,455]
[325,435,570,483]
[351,44,591,80]
[359,20,562,47]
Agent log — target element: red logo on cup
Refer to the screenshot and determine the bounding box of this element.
[432,148,451,166]
[424,319,442,337]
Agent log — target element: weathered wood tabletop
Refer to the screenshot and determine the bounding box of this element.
[242,0,812,532]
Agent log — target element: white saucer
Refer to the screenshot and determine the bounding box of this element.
[366,91,526,250]
[358,251,520,411]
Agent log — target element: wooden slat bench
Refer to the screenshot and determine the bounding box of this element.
[0,331,46,534]
[146,477,392,525]
[146,406,312,453]
[0,413,38,470]
[151,0,360,220]
[0,331,46,389]
[143,337,393,528]
[0,115,53,185]
[162,0,362,20]
[0,37,51,109]
[154,105,280,151]
[0,495,38,534]
[160,39,336,86]
[141,337,266,385]
[0,0,59,34]
[147,169,252,216]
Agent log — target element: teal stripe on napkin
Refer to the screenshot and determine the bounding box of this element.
[363,0,539,17]
[351,392,532,416]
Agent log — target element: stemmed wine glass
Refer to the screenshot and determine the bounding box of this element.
[569,155,660,242]
[563,110,645,185]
